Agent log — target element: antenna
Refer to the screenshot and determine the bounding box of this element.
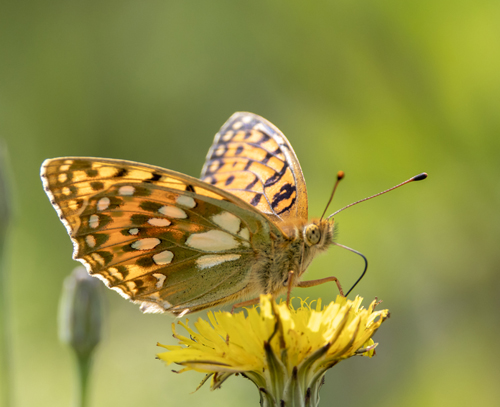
[327,173,427,219]
[320,171,345,221]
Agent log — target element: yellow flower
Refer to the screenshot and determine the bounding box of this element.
[157,295,389,407]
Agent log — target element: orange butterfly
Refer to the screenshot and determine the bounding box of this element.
[41,112,425,316]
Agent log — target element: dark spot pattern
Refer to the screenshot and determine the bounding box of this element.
[271,184,297,215]
[140,201,163,212]
[131,214,150,225]
[145,172,162,183]
[245,176,259,191]
[93,233,109,247]
[122,244,136,253]
[71,160,92,170]
[108,196,124,210]
[264,163,288,187]
[115,168,129,178]
[136,257,155,268]
[90,181,104,191]
[95,250,113,265]
[250,193,262,206]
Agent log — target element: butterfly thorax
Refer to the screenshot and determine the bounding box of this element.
[257,218,334,296]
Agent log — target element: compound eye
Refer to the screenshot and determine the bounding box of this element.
[305,224,321,246]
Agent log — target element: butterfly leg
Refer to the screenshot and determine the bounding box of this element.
[231,297,260,314]
[286,270,295,307]
[297,276,345,297]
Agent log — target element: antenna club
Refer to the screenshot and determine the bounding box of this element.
[337,170,345,180]
[412,173,428,181]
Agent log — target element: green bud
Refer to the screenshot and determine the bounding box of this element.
[59,266,104,359]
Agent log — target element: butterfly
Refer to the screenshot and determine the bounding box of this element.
[41,112,346,316]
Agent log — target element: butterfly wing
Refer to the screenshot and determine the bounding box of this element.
[201,112,308,223]
[41,157,284,314]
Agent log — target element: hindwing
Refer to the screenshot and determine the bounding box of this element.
[201,112,308,223]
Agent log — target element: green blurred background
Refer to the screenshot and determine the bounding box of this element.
[1,1,499,406]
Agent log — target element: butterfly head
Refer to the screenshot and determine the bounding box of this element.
[303,218,335,250]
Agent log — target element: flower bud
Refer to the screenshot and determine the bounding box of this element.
[59,266,104,359]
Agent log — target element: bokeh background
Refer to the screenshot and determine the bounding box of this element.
[1,1,499,406]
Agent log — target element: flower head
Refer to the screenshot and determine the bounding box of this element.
[158,295,389,407]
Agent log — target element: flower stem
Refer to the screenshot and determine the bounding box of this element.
[0,142,13,407]
[75,353,93,407]
[0,233,13,407]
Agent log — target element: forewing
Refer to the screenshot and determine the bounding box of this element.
[201,112,308,222]
[41,157,281,314]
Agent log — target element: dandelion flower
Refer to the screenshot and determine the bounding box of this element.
[158,295,389,407]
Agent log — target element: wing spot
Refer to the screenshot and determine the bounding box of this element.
[221,130,234,141]
[214,145,226,156]
[208,161,222,173]
[108,267,124,280]
[153,250,174,265]
[68,199,82,211]
[131,238,161,251]
[152,273,167,289]
[232,121,243,129]
[235,145,244,155]
[128,228,139,235]
[211,212,241,234]
[186,230,240,251]
[118,185,135,196]
[253,123,267,133]
[196,254,241,270]
[89,215,99,228]
[176,195,196,208]
[91,253,105,266]
[97,197,110,211]
[147,218,171,227]
[58,173,67,183]
[60,164,70,171]
[62,187,72,196]
[159,205,187,219]
[225,175,235,186]
[86,235,96,248]
[90,181,104,191]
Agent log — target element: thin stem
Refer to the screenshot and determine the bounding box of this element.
[0,233,12,407]
[0,142,12,407]
[75,353,93,407]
